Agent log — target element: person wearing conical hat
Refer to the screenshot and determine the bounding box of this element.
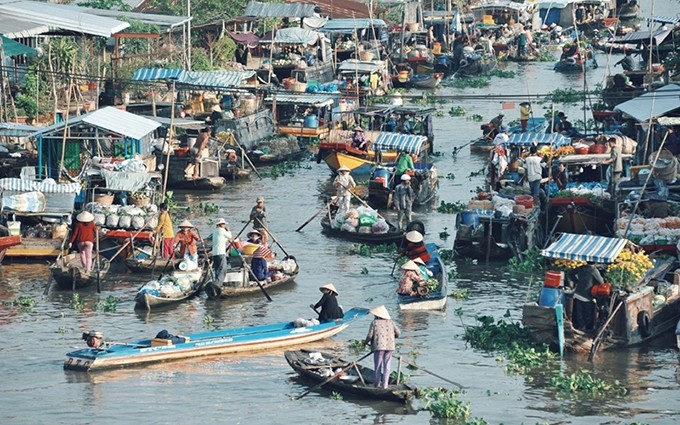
[363,305,400,389]
[397,260,421,296]
[413,257,433,279]
[310,283,344,322]
[249,196,268,246]
[173,219,200,263]
[154,202,175,259]
[519,102,532,133]
[394,174,414,231]
[351,126,369,152]
[402,230,431,263]
[69,210,97,271]
[333,165,356,216]
[211,218,232,284]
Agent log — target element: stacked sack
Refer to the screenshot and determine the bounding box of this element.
[88,202,159,230]
[332,206,389,234]
[138,274,193,297]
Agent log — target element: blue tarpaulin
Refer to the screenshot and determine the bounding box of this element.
[131,68,256,89]
[541,233,628,263]
[372,133,427,154]
[271,27,320,45]
[506,132,571,147]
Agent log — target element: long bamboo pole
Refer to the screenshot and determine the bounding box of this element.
[58,56,76,182]
[161,80,176,202]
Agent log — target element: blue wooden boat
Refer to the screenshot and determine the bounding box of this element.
[64,308,369,371]
[398,243,448,311]
[553,49,598,73]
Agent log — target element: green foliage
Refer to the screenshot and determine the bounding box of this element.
[437,200,467,213]
[463,312,534,351]
[484,69,516,79]
[164,191,177,211]
[534,48,556,62]
[347,339,366,354]
[93,295,120,312]
[3,295,37,313]
[390,370,408,383]
[448,106,467,117]
[448,268,459,281]
[440,249,454,264]
[550,370,628,399]
[435,110,445,118]
[151,0,247,23]
[198,202,220,214]
[349,243,398,257]
[418,387,471,420]
[450,77,489,89]
[330,391,343,400]
[439,227,450,240]
[360,267,369,274]
[70,293,85,312]
[203,314,214,327]
[541,87,587,106]
[190,47,215,71]
[504,344,556,374]
[445,173,456,180]
[79,0,132,10]
[553,190,603,207]
[449,288,469,300]
[508,248,545,274]
[468,114,484,122]
[260,159,310,179]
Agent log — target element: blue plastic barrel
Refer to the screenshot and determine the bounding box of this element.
[373,168,391,188]
[304,115,319,128]
[539,287,564,308]
[460,211,480,227]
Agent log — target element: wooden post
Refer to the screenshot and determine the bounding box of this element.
[161,80,176,202]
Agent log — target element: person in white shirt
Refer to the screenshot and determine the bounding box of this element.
[211,218,233,284]
[525,145,545,199]
[334,165,356,215]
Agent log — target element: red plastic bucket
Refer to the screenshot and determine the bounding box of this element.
[544,270,564,288]
[514,195,534,209]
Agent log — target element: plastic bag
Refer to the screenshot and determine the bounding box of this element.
[358,214,377,227]
[118,215,132,229]
[131,216,145,230]
[105,214,120,228]
[341,223,357,232]
[372,219,389,234]
[94,213,106,226]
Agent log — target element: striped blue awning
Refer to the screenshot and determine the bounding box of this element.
[541,233,628,263]
[372,133,427,154]
[0,178,81,194]
[506,132,571,147]
[131,68,184,81]
[647,16,680,24]
[177,70,257,89]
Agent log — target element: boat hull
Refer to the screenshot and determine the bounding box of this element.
[320,216,404,244]
[398,243,448,311]
[64,308,369,371]
[368,164,438,209]
[134,269,204,310]
[51,254,111,289]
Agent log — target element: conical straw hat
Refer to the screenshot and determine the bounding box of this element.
[405,230,423,243]
[319,283,338,295]
[370,305,391,320]
[179,219,194,228]
[76,211,94,223]
[401,260,419,271]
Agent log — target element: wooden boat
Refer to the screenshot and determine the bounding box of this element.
[398,243,448,311]
[285,350,417,402]
[454,206,544,261]
[205,256,299,298]
[0,235,22,261]
[367,163,438,209]
[455,53,497,77]
[125,256,181,273]
[522,233,679,353]
[63,307,370,371]
[391,63,413,88]
[50,253,111,290]
[554,49,598,73]
[159,153,226,190]
[220,162,251,180]
[320,215,405,244]
[134,269,204,310]
[468,118,549,153]
[411,73,443,89]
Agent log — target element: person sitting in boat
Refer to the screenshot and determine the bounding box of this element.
[560,43,578,62]
[69,211,96,272]
[397,260,421,296]
[351,127,369,151]
[246,229,263,245]
[413,257,433,279]
[402,114,416,134]
[556,113,581,138]
[155,330,188,344]
[174,220,200,264]
[310,283,344,322]
[402,230,431,264]
[616,49,635,72]
[250,245,271,283]
[82,330,106,349]
[334,166,356,215]
[568,262,604,331]
[384,114,398,132]
[225,148,238,164]
[552,162,568,190]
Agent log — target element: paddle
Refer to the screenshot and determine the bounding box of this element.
[260,223,291,258]
[213,135,262,180]
[588,300,622,362]
[156,240,182,280]
[45,235,69,296]
[291,350,374,400]
[399,358,464,390]
[108,218,155,263]
[240,254,273,302]
[195,228,216,289]
[296,198,336,232]
[452,140,474,157]
[95,228,101,293]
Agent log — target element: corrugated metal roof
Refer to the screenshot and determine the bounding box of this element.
[472,1,530,11]
[264,93,337,107]
[321,18,387,31]
[132,68,184,81]
[289,0,371,19]
[615,84,680,122]
[541,233,628,263]
[272,27,321,45]
[647,16,680,24]
[33,107,160,140]
[67,6,191,28]
[0,1,130,37]
[372,133,427,154]
[0,122,42,137]
[506,132,571,146]
[613,28,672,45]
[178,70,257,89]
[244,1,316,18]
[338,59,386,73]
[0,16,48,38]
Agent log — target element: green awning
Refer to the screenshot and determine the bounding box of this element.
[1,36,36,57]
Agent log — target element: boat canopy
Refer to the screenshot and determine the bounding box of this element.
[320,18,387,33]
[225,30,259,48]
[0,177,81,214]
[266,27,322,45]
[372,133,427,154]
[612,28,672,45]
[615,84,680,122]
[541,233,628,263]
[506,132,571,146]
[244,1,316,18]
[131,68,257,89]
[338,60,385,73]
[264,93,338,107]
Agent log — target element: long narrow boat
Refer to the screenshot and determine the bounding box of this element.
[398,243,448,311]
[50,253,111,290]
[285,350,417,402]
[64,307,369,371]
[125,256,181,273]
[0,235,22,261]
[205,256,300,298]
[367,163,439,209]
[134,269,204,310]
[320,215,405,244]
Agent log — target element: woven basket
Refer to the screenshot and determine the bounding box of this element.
[292,82,307,92]
[95,194,114,206]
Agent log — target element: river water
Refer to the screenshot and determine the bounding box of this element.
[2,9,680,424]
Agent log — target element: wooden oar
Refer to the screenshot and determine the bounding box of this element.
[400,358,464,390]
[45,235,69,296]
[296,199,335,232]
[195,228,215,288]
[291,350,374,400]
[588,301,622,362]
[108,219,154,263]
[241,254,273,302]
[260,223,290,258]
[95,228,101,293]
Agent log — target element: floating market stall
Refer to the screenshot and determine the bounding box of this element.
[319,18,388,63]
[522,233,680,354]
[337,59,390,100]
[260,27,334,84]
[264,93,345,144]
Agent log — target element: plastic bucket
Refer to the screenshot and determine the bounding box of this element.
[374,167,391,182]
[544,270,564,288]
[460,211,480,227]
[539,287,564,307]
[304,115,319,128]
[515,195,534,209]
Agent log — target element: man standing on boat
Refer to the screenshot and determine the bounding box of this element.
[601,137,623,198]
[394,150,415,188]
[569,262,604,331]
[520,102,532,132]
[525,146,545,202]
[250,197,268,246]
[155,203,174,259]
[211,218,232,285]
[334,166,356,216]
[394,174,414,231]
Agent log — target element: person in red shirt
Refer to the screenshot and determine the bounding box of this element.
[173,219,200,263]
[69,211,97,271]
[402,230,430,263]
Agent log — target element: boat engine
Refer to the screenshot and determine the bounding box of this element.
[82,330,105,348]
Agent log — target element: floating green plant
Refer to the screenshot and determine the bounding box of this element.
[349,243,398,257]
[448,106,466,116]
[551,370,628,399]
[93,295,120,312]
[70,293,85,312]
[508,248,545,274]
[437,200,467,214]
[463,312,534,351]
[418,387,470,420]
[4,295,37,313]
[449,288,469,300]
